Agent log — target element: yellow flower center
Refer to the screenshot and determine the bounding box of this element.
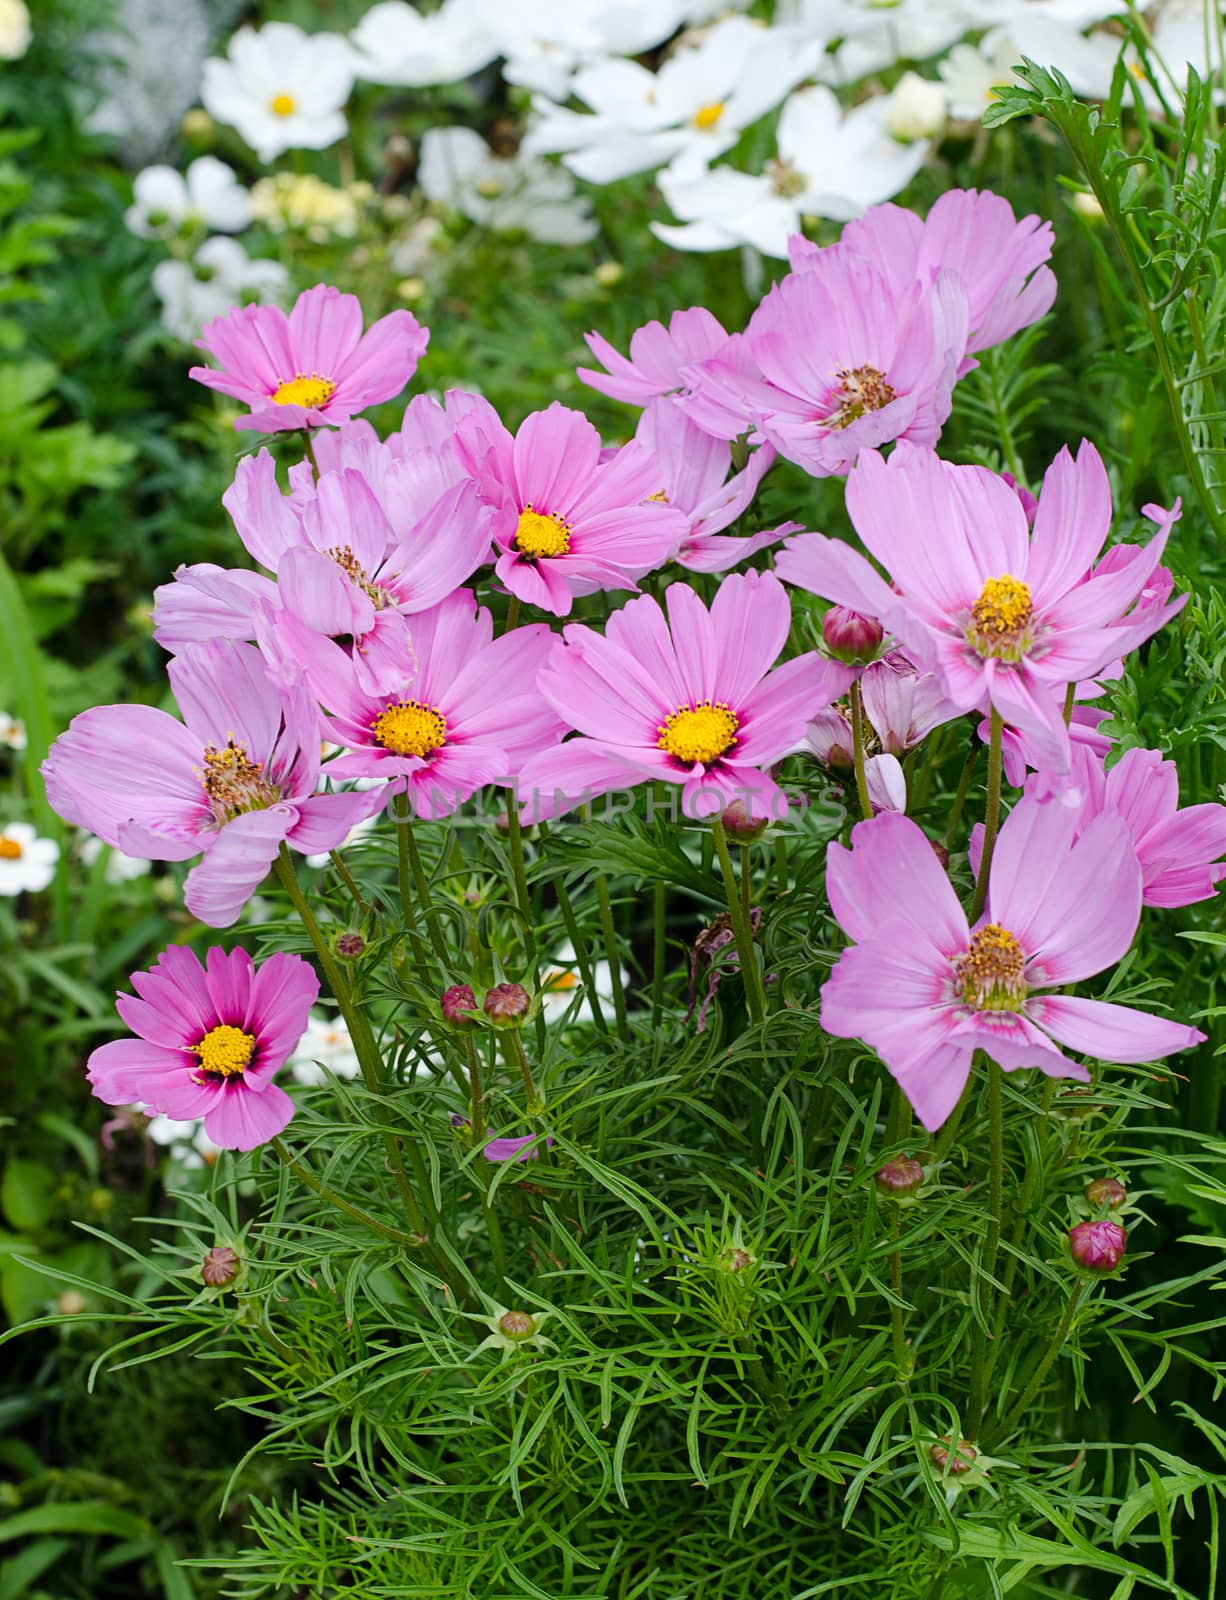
[326,545,392,608]
[272,373,337,409]
[955,924,1027,1011]
[545,968,579,993]
[270,92,297,117]
[193,1023,256,1078]
[968,574,1034,661]
[515,505,571,559]
[200,739,280,820]
[692,101,725,129]
[371,700,447,758]
[825,365,897,429]
[657,702,739,766]
[0,835,23,860]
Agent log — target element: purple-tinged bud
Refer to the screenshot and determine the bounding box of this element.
[721,800,768,844]
[822,605,883,664]
[201,1245,240,1288]
[497,1309,537,1340]
[336,932,366,959]
[719,1246,755,1273]
[930,1437,976,1475]
[440,984,478,1024]
[875,1157,925,1199]
[1085,1176,1127,1210]
[484,982,530,1021]
[1069,1219,1127,1273]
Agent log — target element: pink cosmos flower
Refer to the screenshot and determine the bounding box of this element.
[87,946,317,1151]
[791,188,1056,360]
[284,592,565,820]
[859,655,960,755]
[483,1133,555,1163]
[781,442,1186,773]
[677,244,969,476]
[41,640,385,926]
[578,306,730,406]
[455,401,687,616]
[189,283,428,433]
[821,802,1204,1131]
[519,569,854,822]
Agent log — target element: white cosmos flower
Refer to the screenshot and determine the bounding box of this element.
[289,1012,362,1085]
[0,822,59,895]
[152,236,287,343]
[0,0,31,60]
[419,126,597,245]
[124,156,250,239]
[79,834,151,884]
[539,943,622,1024]
[652,85,929,258]
[0,711,26,752]
[201,22,355,164]
[145,1114,220,1167]
[349,0,497,87]
[775,0,977,86]
[526,16,823,185]
[938,29,1026,121]
[887,70,947,139]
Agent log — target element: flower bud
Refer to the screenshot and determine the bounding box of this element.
[822,606,883,664]
[1071,190,1104,223]
[718,1246,755,1273]
[720,800,769,843]
[484,982,529,1021]
[1085,1176,1127,1210]
[57,1290,87,1315]
[595,261,625,288]
[180,108,216,146]
[201,1245,240,1288]
[441,984,478,1024]
[887,71,947,142]
[336,932,366,959]
[497,1309,537,1341]
[1069,1219,1127,1273]
[875,1157,925,1198]
[930,1437,976,1475]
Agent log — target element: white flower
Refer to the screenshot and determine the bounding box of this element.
[124,156,250,239]
[419,126,598,244]
[0,822,59,895]
[471,0,695,100]
[0,0,30,60]
[349,0,497,86]
[938,30,1025,122]
[539,942,622,1023]
[152,236,287,343]
[289,1012,362,1086]
[145,1114,220,1168]
[777,0,974,86]
[0,711,26,752]
[887,70,947,140]
[526,16,822,185]
[201,22,355,164]
[249,172,363,241]
[79,834,151,884]
[652,85,929,258]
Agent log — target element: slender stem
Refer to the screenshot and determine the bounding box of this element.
[594,873,631,1042]
[984,1076,1055,1388]
[1062,681,1076,726]
[711,817,766,1026]
[1003,1281,1086,1430]
[394,797,429,969]
[848,679,874,823]
[739,844,753,929]
[505,808,537,972]
[484,1190,509,1294]
[965,1058,1006,1440]
[553,874,608,1033]
[889,1211,908,1381]
[404,816,448,964]
[463,1031,485,1143]
[773,834,789,896]
[302,429,320,480]
[943,740,979,852]
[968,708,1004,923]
[652,880,667,1029]
[270,1137,424,1247]
[504,595,521,634]
[506,1027,541,1114]
[329,850,368,916]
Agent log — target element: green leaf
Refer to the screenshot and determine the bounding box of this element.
[0,1503,150,1544]
[0,1160,56,1232]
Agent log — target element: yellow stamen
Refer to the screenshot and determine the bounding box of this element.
[194,1023,256,1078]
[692,101,725,130]
[200,739,279,819]
[955,924,1027,1011]
[0,836,22,860]
[371,700,447,758]
[272,373,336,409]
[657,701,739,766]
[326,545,392,608]
[270,93,297,117]
[515,505,571,559]
[826,365,896,430]
[545,969,579,992]
[968,574,1033,661]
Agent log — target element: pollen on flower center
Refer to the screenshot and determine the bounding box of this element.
[0,836,22,860]
[968,574,1034,661]
[824,365,897,430]
[955,924,1027,1011]
[269,93,297,117]
[200,740,280,819]
[193,1023,256,1078]
[515,505,571,559]
[271,373,336,408]
[692,101,725,129]
[657,702,739,766]
[371,700,447,758]
[326,545,392,608]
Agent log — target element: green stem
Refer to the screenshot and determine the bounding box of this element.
[594,873,631,1043]
[773,834,789,896]
[968,709,1003,923]
[1062,681,1076,727]
[463,1031,485,1144]
[394,797,429,969]
[404,816,448,964]
[985,1077,1055,1388]
[739,844,753,928]
[1003,1280,1086,1431]
[302,429,320,479]
[270,1137,425,1247]
[484,1190,509,1294]
[329,849,368,916]
[711,817,766,1026]
[943,739,979,852]
[504,595,521,634]
[848,678,874,823]
[889,1212,908,1382]
[505,808,537,972]
[506,1027,541,1115]
[652,879,667,1029]
[553,873,609,1034]
[965,1058,1005,1440]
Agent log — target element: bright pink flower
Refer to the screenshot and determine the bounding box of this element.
[520,570,853,821]
[287,591,565,820]
[678,244,969,476]
[822,802,1203,1131]
[784,442,1186,773]
[189,283,428,433]
[483,1132,555,1162]
[578,306,730,406]
[87,946,317,1151]
[792,188,1056,359]
[455,401,686,616]
[41,640,385,926]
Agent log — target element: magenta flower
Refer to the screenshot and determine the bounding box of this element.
[578,306,730,406]
[287,591,565,820]
[1069,1219,1127,1273]
[189,283,428,434]
[42,640,385,926]
[821,802,1204,1131]
[455,401,686,616]
[678,244,969,477]
[87,946,317,1150]
[519,570,854,821]
[483,1133,555,1163]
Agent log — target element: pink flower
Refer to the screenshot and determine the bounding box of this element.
[455,401,686,616]
[821,802,1204,1131]
[678,244,969,477]
[519,570,854,821]
[87,946,317,1151]
[189,283,428,433]
[483,1133,554,1163]
[287,591,565,820]
[1069,1219,1127,1273]
[785,442,1186,773]
[578,306,730,406]
[859,656,959,754]
[41,640,385,926]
